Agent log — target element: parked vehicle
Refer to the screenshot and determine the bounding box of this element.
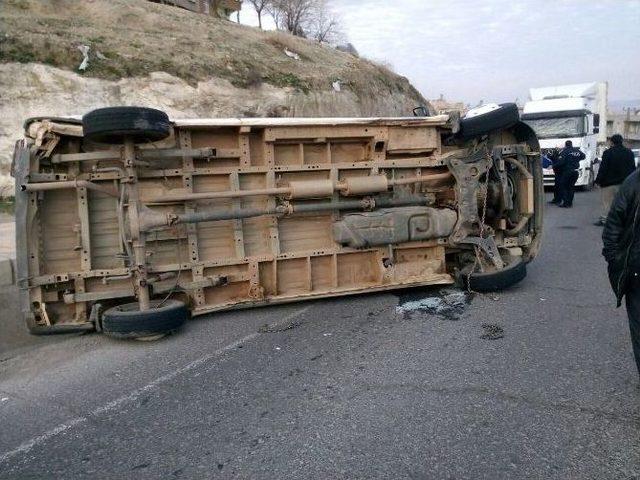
[522,82,608,189]
[11,105,543,339]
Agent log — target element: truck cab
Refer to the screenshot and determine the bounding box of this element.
[521,82,608,189]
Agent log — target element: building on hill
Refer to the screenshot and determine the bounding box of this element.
[429,94,468,116]
[607,109,640,149]
[150,0,241,18]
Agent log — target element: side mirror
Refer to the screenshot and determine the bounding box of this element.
[593,113,600,134]
[413,106,429,117]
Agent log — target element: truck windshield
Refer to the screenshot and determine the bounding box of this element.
[523,116,586,139]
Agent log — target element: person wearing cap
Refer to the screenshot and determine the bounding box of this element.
[594,134,636,226]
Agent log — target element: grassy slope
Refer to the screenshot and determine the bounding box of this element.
[0,0,426,103]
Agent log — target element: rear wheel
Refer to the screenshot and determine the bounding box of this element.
[82,106,171,144]
[102,299,188,340]
[457,256,527,292]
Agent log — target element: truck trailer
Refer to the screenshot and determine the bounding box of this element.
[11,105,543,339]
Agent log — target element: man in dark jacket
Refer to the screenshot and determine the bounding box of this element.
[555,140,586,208]
[594,134,636,226]
[545,148,563,205]
[602,170,640,376]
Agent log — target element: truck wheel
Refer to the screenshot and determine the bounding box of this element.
[102,299,188,340]
[459,103,520,139]
[458,257,527,292]
[82,106,171,144]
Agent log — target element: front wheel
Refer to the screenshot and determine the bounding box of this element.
[458,103,520,140]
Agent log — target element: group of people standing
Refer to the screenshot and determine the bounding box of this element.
[546,135,635,217]
[545,134,640,376]
[546,140,586,208]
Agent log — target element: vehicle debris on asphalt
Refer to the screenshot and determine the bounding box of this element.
[480,324,504,340]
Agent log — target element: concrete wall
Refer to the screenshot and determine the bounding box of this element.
[607,112,640,148]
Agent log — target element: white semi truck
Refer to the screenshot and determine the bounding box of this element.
[522,82,608,189]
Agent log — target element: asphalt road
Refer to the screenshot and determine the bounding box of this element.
[1,190,639,479]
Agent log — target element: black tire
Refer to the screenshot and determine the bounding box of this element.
[102,299,188,339]
[459,103,520,139]
[82,107,171,144]
[459,257,527,292]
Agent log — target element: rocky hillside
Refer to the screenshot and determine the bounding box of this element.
[0,0,430,194]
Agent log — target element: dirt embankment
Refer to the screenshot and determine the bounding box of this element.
[0,0,430,192]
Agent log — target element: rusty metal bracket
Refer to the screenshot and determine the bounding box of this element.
[447,145,492,241]
[151,275,231,294]
[490,147,512,213]
[63,289,133,304]
[458,235,504,269]
[446,144,506,268]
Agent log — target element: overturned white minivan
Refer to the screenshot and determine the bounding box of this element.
[11,105,543,339]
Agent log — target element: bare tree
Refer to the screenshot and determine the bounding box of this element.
[268,0,315,37]
[308,0,342,43]
[247,0,270,29]
[267,0,344,41]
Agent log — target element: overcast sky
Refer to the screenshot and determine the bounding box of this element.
[241,0,640,105]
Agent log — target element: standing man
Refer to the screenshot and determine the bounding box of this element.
[602,170,640,377]
[555,140,585,208]
[594,134,636,226]
[546,148,563,205]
